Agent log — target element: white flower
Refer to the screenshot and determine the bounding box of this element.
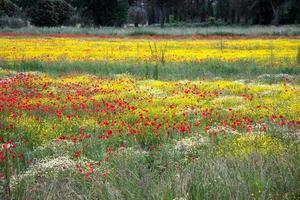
[174,136,209,153]
[173,197,188,200]
[10,156,76,188]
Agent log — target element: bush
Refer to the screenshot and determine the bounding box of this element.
[64,12,81,26]
[0,15,27,28]
[128,6,147,27]
[0,0,20,17]
[64,7,94,27]
[208,16,216,25]
[30,0,74,27]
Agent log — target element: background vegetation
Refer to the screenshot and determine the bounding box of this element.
[0,0,300,28]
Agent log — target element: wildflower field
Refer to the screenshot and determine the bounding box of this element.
[0,33,300,199]
[0,36,299,65]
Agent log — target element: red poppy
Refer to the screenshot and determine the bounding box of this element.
[0,150,5,163]
[74,151,81,159]
[204,126,211,133]
[106,130,113,135]
[98,135,104,140]
[179,126,187,133]
[105,130,113,139]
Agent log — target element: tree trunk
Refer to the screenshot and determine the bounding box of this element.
[272,8,280,26]
[134,23,138,27]
[235,9,240,24]
[166,9,170,23]
[148,7,155,25]
[159,6,165,28]
[270,1,280,26]
[174,8,178,21]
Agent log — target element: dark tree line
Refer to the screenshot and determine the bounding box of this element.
[1,0,299,27]
[147,0,300,26]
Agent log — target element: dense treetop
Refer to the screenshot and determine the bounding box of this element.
[0,0,299,27]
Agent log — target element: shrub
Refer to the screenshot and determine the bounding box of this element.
[30,0,74,27]
[0,15,27,28]
[0,0,20,17]
[128,6,147,27]
[64,12,81,26]
[208,16,216,25]
[64,7,94,27]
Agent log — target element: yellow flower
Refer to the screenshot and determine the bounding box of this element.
[0,37,298,65]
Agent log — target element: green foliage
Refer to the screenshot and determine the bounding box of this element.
[9,0,36,8]
[297,46,300,65]
[10,136,300,199]
[208,16,216,25]
[85,0,127,26]
[3,0,300,27]
[145,64,149,78]
[113,0,128,27]
[0,0,20,17]
[30,0,74,27]
[153,64,158,80]
[1,60,299,84]
[0,15,26,28]
[127,29,157,36]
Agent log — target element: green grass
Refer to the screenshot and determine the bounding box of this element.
[1,25,300,36]
[1,60,299,83]
[1,68,299,199]
[127,29,158,36]
[10,134,300,200]
[1,58,300,199]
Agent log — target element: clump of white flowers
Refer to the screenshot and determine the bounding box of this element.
[10,155,106,189]
[206,125,240,135]
[116,147,148,157]
[173,197,188,200]
[33,140,73,157]
[275,73,294,81]
[275,127,300,143]
[10,156,76,188]
[257,73,294,83]
[288,130,300,143]
[174,136,209,154]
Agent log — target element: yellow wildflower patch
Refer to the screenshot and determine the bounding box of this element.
[0,37,299,64]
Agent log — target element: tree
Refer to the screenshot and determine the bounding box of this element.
[10,0,36,8]
[148,0,184,28]
[30,0,74,27]
[128,6,147,27]
[250,0,285,25]
[85,0,128,26]
[269,0,284,25]
[286,0,300,24]
[86,0,116,26]
[216,0,230,22]
[113,0,128,27]
[5,0,300,27]
[0,0,20,17]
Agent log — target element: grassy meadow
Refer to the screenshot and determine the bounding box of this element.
[1,25,300,36]
[0,27,300,200]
